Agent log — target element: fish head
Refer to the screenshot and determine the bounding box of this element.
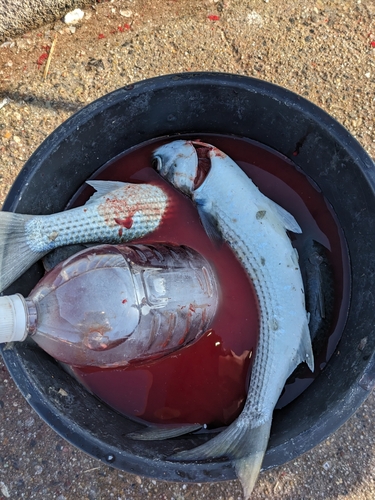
[152,140,198,196]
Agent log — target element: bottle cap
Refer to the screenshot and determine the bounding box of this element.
[0,294,28,343]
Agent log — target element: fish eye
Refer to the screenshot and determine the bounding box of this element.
[152,156,162,171]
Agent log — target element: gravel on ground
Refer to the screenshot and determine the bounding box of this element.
[0,1,374,499]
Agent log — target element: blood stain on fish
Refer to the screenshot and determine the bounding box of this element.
[98,193,137,228]
[115,216,133,229]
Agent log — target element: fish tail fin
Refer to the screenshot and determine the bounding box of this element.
[0,212,45,292]
[170,417,272,499]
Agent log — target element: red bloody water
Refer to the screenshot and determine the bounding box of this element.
[69,135,350,428]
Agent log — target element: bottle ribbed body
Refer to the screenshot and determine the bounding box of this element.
[25,244,218,367]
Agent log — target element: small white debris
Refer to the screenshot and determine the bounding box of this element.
[58,388,68,396]
[1,41,15,48]
[323,461,331,470]
[13,136,21,143]
[25,416,35,427]
[64,8,85,25]
[365,72,371,78]
[69,26,76,34]
[0,482,10,498]
[120,9,133,17]
[247,11,263,27]
[0,97,9,109]
[34,465,43,475]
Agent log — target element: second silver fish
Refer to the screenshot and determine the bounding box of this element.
[0,180,168,292]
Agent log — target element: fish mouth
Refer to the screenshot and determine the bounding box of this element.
[191,141,212,190]
[152,140,213,191]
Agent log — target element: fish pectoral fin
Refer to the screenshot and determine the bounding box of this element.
[85,180,128,204]
[299,319,315,372]
[267,199,302,234]
[170,418,272,499]
[127,423,202,441]
[196,202,223,246]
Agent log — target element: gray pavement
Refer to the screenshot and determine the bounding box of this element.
[0,0,375,498]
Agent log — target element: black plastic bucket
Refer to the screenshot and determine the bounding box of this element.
[1,73,375,482]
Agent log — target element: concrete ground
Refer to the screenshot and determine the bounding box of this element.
[0,0,375,498]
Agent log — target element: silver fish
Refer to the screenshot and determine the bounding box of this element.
[0,180,168,293]
[152,140,314,499]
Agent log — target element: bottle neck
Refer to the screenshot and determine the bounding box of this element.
[25,298,38,335]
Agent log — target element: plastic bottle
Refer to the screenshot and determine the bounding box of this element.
[0,244,219,367]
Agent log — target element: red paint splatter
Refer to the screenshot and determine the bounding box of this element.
[115,216,133,229]
[98,33,106,39]
[118,227,123,237]
[37,52,48,68]
[371,41,375,48]
[122,299,127,304]
[118,24,131,32]
[37,44,52,69]
[208,14,220,21]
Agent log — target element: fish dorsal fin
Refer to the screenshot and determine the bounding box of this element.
[298,318,315,372]
[85,180,127,204]
[196,201,223,246]
[267,198,302,234]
